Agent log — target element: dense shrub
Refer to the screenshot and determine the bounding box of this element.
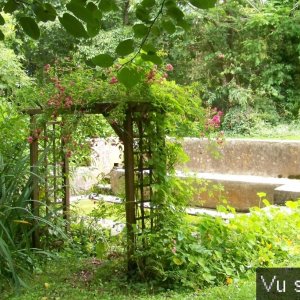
[134,198,300,289]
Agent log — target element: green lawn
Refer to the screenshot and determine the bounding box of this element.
[6,254,300,300]
[3,257,256,300]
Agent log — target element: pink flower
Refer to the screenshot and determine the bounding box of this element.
[109,76,118,84]
[212,115,220,125]
[165,63,174,71]
[64,96,73,108]
[44,64,51,72]
[147,69,156,82]
[27,136,34,143]
[171,247,177,254]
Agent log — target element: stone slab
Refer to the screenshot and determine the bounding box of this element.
[274,183,300,204]
[109,168,300,211]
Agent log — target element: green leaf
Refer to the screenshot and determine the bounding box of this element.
[165,0,176,7]
[86,2,102,20]
[99,0,118,12]
[136,5,150,23]
[177,19,191,31]
[0,14,4,25]
[162,20,176,34]
[116,39,134,57]
[133,23,148,38]
[151,25,161,36]
[166,6,184,21]
[117,67,141,89]
[66,1,92,23]
[33,3,57,22]
[142,43,156,54]
[91,54,114,67]
[59,13,88,38]
[188,0,217,9]
[19,17,40,40]
[203,273,216,282]
[172,256,184,266]
[4,0,18,13]
[141,53,162,65]
[0,29,4,40]
[141,0,156,7]
[87,20,100,37]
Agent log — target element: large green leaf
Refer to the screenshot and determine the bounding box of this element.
[59,13,88,38]
[162,20,176,34]
[19,17,40,40]
[3,0,18,13]
[177,19,191,31]
[87,20,100,37]
[116,39,134,57]
[136,5,150,23]
[86,2,102,20]
[0,14,5,25]
[188,0,217,9]
[98,0,118,12]
[141,53,162,65]
[166,6,184,21]
[141,0,156,8]
[33,3,57,22]
[66,0,92,23]
[141,44,162,64]
[117,67,141,88]
[91,54,114,67]
[133,23,148,38]
[142,43,156,54]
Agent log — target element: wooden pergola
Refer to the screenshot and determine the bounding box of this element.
[26,102,165,272]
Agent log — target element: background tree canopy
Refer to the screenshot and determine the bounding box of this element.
[1,0,300,134]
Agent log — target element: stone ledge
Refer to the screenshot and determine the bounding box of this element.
[274,183,300,204]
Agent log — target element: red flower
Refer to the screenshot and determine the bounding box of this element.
[109,76,118,84]
[165,64,174,71]
[27,136,34,143]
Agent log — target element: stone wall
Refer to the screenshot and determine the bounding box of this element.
[180,138,300,178]
[71,137,300,210]
[71,138,123,194]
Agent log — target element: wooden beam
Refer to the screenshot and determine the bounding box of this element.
[61,133,70,231]
[23,102,154,116]
[123,108,136,274]
[29,115,40,248]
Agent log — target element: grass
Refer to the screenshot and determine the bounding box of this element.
[2,256,256,300]
[225,122,300,140]
[5,253,300,300]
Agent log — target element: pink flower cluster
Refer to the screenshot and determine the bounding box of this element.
[47,76,74,111]
[202,107,225,145]
[207,109,223,128]
[27,128,49,143]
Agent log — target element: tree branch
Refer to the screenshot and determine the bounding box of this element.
[119,0,167,70]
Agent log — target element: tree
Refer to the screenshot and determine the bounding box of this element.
[0,0,217,75]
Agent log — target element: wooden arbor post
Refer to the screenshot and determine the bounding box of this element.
[123,108,137,273]
[29,115,40,248]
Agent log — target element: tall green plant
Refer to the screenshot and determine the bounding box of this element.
[0,153,66,291]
